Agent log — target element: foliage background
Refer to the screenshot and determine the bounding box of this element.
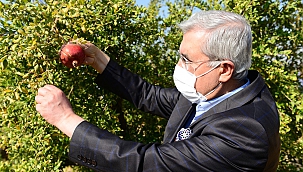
[0,0,302,171]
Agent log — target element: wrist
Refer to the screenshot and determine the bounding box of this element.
[55,112,85,138]
[93,51,110,74]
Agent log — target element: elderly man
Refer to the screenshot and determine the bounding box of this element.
[36,10,280,171]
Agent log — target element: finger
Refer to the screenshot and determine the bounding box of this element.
[35,95,45,104]
[36,103,42,113]
[43,84,56,89]
[83,56,94,65]
[36,104,47,118]
[37,85,58,97]
[37,87,49,96]
[43,85,62,92]
[79,42,92,50]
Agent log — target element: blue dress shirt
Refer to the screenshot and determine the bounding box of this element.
[188,79,250,126]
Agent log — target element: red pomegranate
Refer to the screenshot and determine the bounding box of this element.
[60,43,85,68]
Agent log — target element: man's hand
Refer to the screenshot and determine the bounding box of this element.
[80,42,110,74]
[35,85,84,137]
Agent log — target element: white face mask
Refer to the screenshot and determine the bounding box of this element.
[173,63,221,103]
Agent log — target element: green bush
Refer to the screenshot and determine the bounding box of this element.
[0,0,302,171]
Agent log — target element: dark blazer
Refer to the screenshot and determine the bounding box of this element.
[69,60,280,172]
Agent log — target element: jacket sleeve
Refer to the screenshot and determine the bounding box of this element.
[95,59,180,119]
[69,115,269,172]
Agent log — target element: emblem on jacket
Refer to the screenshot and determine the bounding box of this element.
[175,128,192,141]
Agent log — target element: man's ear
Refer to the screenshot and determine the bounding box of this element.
[218,61,234,82]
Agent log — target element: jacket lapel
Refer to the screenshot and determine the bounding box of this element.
[163,97,193,143]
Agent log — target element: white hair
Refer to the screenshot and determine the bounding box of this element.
[178,10,252,80]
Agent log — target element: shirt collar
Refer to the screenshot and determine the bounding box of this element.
[196,79,251,112]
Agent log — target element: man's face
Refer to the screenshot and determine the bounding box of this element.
[178,30,221,98]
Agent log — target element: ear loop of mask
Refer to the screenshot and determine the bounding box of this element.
[204,82,222,98]
[195,62,221,78]
[196,62,222,100]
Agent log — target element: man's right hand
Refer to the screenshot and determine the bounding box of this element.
[35,85,84,137]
